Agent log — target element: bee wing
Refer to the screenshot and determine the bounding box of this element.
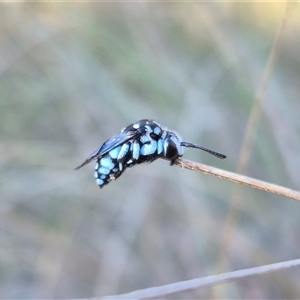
[75,130,139,170]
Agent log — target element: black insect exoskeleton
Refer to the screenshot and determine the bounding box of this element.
[75,119,226,188]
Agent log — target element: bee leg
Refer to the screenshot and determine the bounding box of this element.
[170,159,176,166]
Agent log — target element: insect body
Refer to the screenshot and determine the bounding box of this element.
[75,119,226,188]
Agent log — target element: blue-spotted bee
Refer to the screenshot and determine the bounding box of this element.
[75,119,226,188]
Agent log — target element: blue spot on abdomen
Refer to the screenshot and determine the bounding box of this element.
[99,167,110,175]
[100,157,115,169]
[96,178,104,186]
[109,146,121,159]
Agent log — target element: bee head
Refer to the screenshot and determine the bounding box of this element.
[163,131,183,161]
[162,131,227,162]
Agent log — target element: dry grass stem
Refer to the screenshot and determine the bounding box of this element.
[100,258,300,299]
[174,158,300,202]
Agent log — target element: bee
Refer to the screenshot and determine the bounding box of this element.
[75,119,226,188]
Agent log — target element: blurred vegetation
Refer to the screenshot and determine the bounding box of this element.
[1,2,300,299]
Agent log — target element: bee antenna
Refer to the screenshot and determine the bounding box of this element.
[180,141,226,159]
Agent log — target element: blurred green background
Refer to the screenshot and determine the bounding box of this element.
[1,2,300,299]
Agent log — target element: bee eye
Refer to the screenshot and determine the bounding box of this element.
[164,138,179,161]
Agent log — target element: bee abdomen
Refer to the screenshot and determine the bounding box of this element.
[94,156,124,188]
[94,143,139,188]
